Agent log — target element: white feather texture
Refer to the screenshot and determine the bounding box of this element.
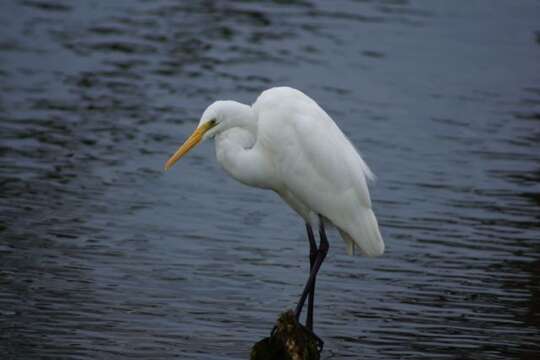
[203,87,384,256]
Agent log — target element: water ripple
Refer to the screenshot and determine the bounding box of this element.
[1,0,540,359]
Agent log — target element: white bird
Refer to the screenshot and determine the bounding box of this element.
[164,86,384,335]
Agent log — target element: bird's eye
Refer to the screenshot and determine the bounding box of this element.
[210,119,217,126]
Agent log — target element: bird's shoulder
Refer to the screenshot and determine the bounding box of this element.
[253,87,330,131]
[252,88,373,209]
[253,89,327,154]
[253,87,318,116]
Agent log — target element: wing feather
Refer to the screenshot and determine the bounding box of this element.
[254,87,384,256]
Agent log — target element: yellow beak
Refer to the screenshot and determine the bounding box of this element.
[164,121,215,171]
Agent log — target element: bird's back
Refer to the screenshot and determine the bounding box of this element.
[253,87,384,256]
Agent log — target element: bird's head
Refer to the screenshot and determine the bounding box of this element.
[164,101,250,171]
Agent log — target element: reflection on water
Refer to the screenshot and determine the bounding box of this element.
[1,0,539,359]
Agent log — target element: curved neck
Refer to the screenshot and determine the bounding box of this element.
[221,101,257,135]
[213,102,273,189]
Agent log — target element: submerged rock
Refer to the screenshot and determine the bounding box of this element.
[250,310,321,360]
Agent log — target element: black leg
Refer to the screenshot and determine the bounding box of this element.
[295,216,329,323]
[305,223,317,331]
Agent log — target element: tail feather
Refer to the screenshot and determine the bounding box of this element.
[339,209,384,257]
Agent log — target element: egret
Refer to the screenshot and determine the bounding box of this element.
[164,86,384,335]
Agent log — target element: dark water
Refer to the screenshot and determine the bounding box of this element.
[1,0,539,359]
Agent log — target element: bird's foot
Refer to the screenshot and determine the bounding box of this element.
[252,310,323,359]
[270,312,324,353]
[296,321,324,353]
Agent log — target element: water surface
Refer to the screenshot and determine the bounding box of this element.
[1,1,539,359]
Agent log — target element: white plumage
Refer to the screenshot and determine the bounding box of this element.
[165,86,384,257]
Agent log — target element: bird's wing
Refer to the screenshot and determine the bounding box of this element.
[254,87,384,256]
